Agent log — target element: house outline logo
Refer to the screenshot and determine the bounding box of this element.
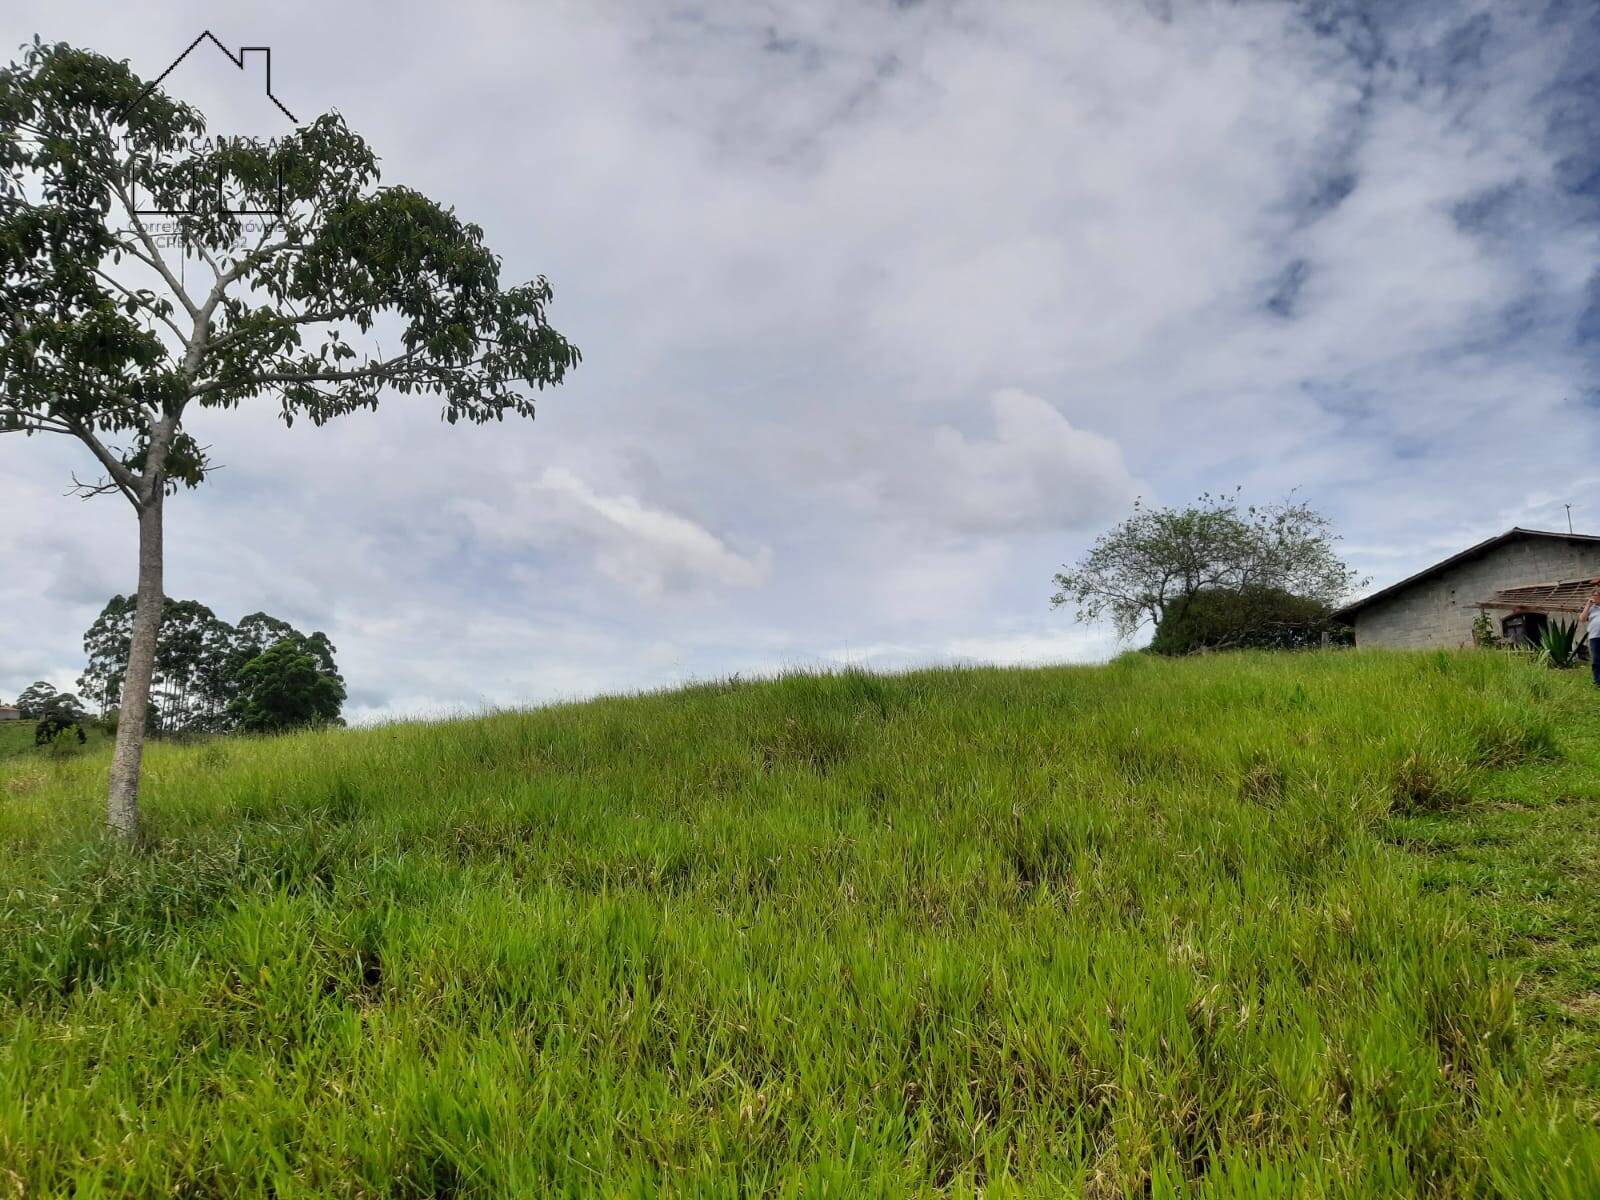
[119,31,300,218]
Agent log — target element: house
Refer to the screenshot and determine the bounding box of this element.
[0,705,20,721]
[1333,528,1600,649]
[124,33,299,218]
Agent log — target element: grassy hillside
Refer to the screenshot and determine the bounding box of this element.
[2,651,1598,1197]
[0,718,109,762]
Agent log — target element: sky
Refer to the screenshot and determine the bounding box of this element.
[3,0,1599,720]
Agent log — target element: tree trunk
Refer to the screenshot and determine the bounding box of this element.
[107,492,163,842]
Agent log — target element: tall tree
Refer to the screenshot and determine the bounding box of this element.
[1051,492,1364,639]
[79,595,135,718]
[230,613,301,668]
[151,598,234,733]
[1,41,579,840]
[192,615,240,730]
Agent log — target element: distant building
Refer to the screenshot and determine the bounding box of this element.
[1333,528,1600,649]
[0,705,20,721]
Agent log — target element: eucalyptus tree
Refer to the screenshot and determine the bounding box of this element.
[78,594,344,736]
[1,41,580,840]
[151,597,230,732]
[230,613,302,671]
[79,595,135,718]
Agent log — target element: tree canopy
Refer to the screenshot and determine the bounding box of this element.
[229,637,346,733]
[1051,492,1364,640]
[14,680,60,720]
[0,38,581,489]
[33,690,89,747]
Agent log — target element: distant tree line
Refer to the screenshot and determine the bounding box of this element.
[11,680,90,746]
[1053,492,1363,654]
[9,597,345,743]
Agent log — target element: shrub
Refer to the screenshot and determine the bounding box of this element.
[1538,618,1580,669]
[32,692,89,749]
[1151,585,1350,655]
[1471,610,1498,648]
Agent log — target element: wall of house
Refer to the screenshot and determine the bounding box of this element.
[1352,537,1600,649]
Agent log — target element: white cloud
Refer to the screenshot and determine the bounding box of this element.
[821,622,1120,672]
[533,467,773,597]
[824,389,1134,538]
[450,468,771,600]
[920,389,1135,535]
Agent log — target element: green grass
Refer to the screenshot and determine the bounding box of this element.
[0,721,46,759]
[0,718,110,761]
[1,650,1597,1197]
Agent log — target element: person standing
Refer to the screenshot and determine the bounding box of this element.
[1581,588,1600,686]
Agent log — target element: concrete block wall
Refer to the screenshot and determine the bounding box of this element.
[1353,536,1600,649]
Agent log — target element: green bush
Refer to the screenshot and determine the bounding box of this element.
[1538,618,1581,669]
[1150,585,1350,655]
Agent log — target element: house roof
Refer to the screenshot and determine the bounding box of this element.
[1478,576,1600,613]
[1332,528,1600,619]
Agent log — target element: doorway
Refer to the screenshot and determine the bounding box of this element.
[1500,611,1548,647]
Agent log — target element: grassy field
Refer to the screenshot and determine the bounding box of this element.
[1,651,1598,1197]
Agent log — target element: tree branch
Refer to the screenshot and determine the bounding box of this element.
[66,419,143,509]
[0,404,75,436]
[202,302,371,356]
[91,266,188,347]
[188,348,431,396]
[107,176,201,321]
[66,471,128,501]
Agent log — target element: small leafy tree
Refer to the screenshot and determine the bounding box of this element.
[229,637,346,732]
[1052,492,1364,639]
[1471,610,1499,649]
[1,41,579,840]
